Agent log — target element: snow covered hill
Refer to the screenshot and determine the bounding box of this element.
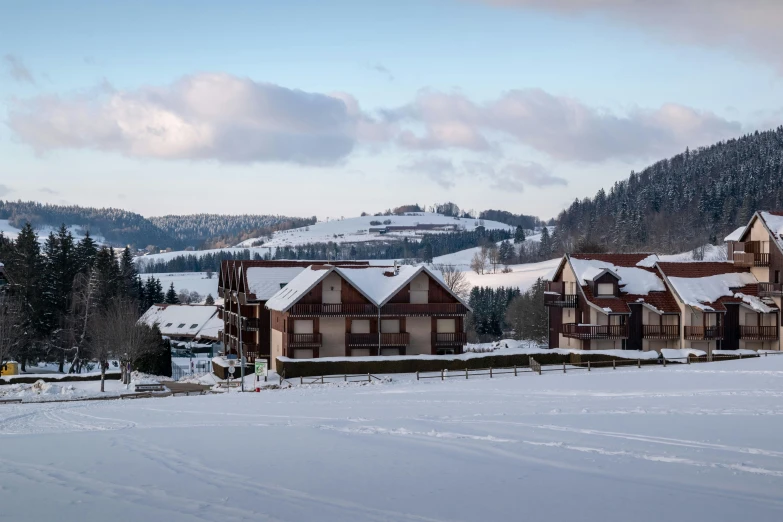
[244,212,514,249]
[0,219,107,245]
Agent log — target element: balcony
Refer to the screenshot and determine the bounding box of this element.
[684,326,724,340]
[544,292,578,308]
[289,303,376,317]
[432,332,467,346]
[562,323,628,340]
[243,318,262,331]
[739,326,778,341]
[380,303,467,316]
[733,241,770,267]
[346,333,410,347]
[642,324,680,340]
[287,333,322,349]
[759,282,783,297]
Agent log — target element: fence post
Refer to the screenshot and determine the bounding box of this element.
[637,359,640,368]
[321,375,325,384]
[514,365,518,377]
[416,371,419,381]
[663,357,667,367]
[687,356,690,365]
[300,376,303,385]
[612,359,616,370]
[588,360,591,372]
[441,369,444,381]
[344,374,347,382]
[739,353,742,360]
[466,368,468,379]
[368,373,371,383]
[563,362,566,374]
[490,367,493,378]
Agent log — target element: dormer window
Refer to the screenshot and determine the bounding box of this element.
[178,323,186,328]
[597,283,614,297]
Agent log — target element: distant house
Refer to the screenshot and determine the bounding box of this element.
[139,304,223,356]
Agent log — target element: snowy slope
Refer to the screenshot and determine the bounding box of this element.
[2,356,783,521]
[145,272,220,303]
[252,213,514,249]
[0,219,107,245]
[461,258,560,292]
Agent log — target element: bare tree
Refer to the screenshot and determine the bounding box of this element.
[92,298,160,391]
[470,251,486,275]
[205,269,214,279]
[66,269,100,373]
[488,244,500,274]
[188,291,202,304]
[432,264,471,300]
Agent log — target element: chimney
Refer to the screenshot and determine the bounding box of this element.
[394,262,400,275]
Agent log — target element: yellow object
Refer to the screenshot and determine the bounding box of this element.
[1,361,19,376]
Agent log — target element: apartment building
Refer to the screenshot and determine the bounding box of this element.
[546,210,783,353]
[264,264,470,370]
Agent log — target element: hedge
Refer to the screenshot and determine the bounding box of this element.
[1,372,122,385]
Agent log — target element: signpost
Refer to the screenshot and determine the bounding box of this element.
[254,359,268,390]
[227,359,236,393]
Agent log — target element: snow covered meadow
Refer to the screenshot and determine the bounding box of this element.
[2,356,783,521]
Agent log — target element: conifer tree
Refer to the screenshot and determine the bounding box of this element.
[165,282,179,304]
[205,293,215,306]
[119,247,139,300]
[514,226,526,244]
[74,231,98,273]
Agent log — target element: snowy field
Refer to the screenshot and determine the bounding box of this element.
[146,272,221,302]
[0,219,107,245]
[2,356,783,521]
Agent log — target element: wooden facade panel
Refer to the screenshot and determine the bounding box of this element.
[428,276,460,303]
[340,279,373,304]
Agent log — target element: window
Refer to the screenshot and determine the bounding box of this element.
[177,323,186,328]
[596,283,613,296]
[165,323,173,327]
[190,324,198,329]
[280,283,287,289]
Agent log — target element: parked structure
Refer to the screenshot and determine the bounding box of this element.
[264,264,470,370]
[217,260,371,363]
[546,210,783,353]
[139,304,223,355]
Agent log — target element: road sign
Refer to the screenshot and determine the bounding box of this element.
[254,359,268,377]
[228,365,235,375]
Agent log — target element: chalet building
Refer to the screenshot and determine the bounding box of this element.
[546,210,783,353]
[217,260,371,363]
[264,265,471,370]
[139,304,224,355]
[546,254,681,351]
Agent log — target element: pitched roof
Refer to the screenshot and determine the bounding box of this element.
[570,253,655,266]
[139,304,221,339]
[265,267,334,312]
[657,263,760,312]
[656,262,746,278]
[245,266,307,300]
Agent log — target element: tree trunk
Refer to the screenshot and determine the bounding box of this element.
[58,351,64,373]
[100,362,105,392]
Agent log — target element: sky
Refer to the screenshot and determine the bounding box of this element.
[1,0,781,221]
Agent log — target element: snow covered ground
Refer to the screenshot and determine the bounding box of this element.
[2,356,783,521]
[146,272,221,302]
[461,258,560,292]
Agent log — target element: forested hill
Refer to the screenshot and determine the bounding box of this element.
[0,201,178,249]
[149,214,316,249]
[555,126,783,254]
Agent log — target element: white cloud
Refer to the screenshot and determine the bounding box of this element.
[389,89,741,162]
[3,54,34,83]
[475,0,783,70]
[8,73,385,166]
[400,157,458,188]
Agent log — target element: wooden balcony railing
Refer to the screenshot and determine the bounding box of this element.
[642,324,680,339]
[287,333,322,348]
[380,303,467,316]
[759,282,783,297]
[289,303,376,317]
[243,318,262,331]
[562,323,628,340]
[432,332,467,345]
[739,326,778,341]
[345,333,410,347]
[544,293,578,308]
[684,326,724,340]
[733,252,770,267]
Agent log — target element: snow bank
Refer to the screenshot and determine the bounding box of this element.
[661,348,706,360]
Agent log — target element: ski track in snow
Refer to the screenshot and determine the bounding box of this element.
[3,357,783,520]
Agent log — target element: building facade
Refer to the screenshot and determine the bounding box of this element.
[264,265,470,370]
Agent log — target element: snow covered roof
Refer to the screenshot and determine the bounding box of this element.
[666,272,759,312]
[139,304,220,338]
[757,211,783,251]
[245,266,306,300]
[265,267,333,312]
[568,257,665,295]
[196,312,224,340]
[265,264,470,312]
[724,226,746,242]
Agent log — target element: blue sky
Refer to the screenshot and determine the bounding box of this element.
[1,0,781,220]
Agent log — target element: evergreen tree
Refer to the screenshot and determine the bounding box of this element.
[74,231,98,273]
[119,247,139,300]
[165,282,180,304]
[538,227,551,259]
[205,293,215,305]
[94,247,120,309]
[514,225,526,244]
[498,240,514,266]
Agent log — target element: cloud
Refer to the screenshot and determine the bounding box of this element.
[389,89,741,162]
[0,184,12,198]
[401,157,458,188]
[8,73,386,165]
[474,0,783,70]
[367,63,394,81]
[38,187,59,195]
[3,54,34,83]
[495,163,567,191]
